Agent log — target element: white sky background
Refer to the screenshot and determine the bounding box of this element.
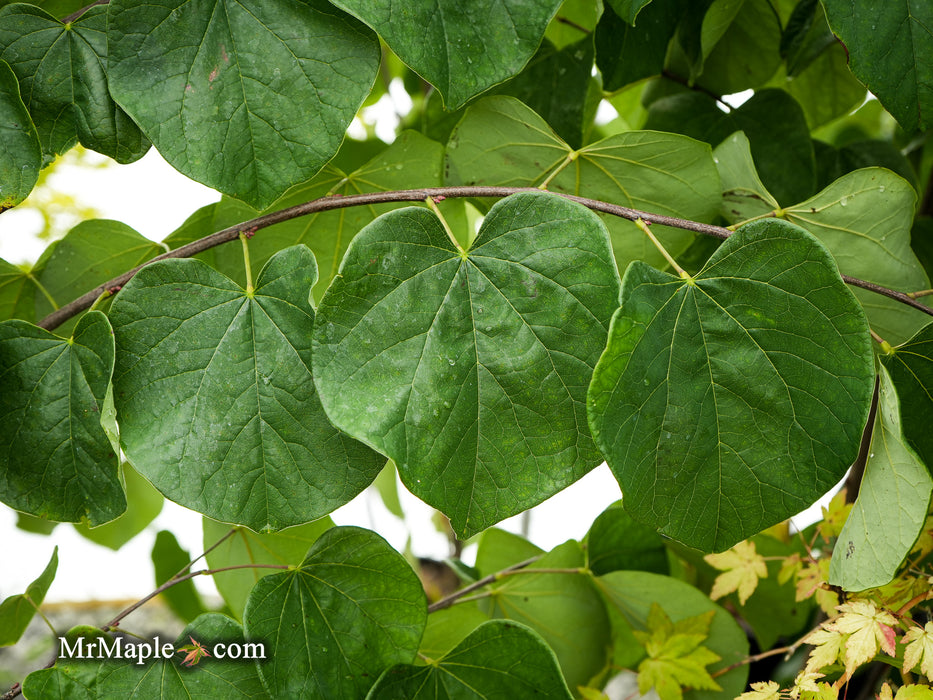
[0,92,834,604]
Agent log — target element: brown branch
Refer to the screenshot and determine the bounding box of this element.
[62,0,109,24]
[35,186,933,332]
[427,555,541,613]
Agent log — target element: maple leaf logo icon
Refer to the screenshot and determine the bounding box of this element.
[176,637,211,667]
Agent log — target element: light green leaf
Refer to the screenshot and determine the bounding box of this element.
[0,256,37,322]
[587,218,875,551]
[445,95,721,272]
[882,322,933,468]
[107,0,380,208]
[484,541,611,691]
[330,0,562,110]
[164,130,445,302]
[785,42,866,130]
[73,464,163,550]
[830,365,933,591]
[203,515,333,620]
[0,4,148,164]
[312,192,621,537]
[110,245,383,532]
[821,0,933,132]
[586,501,669,576]
[243,526,426,699]
[367,620,573,699]
[373,460,404,519]
[475,528,544,576]
[31,219,163,322]
[0,59,39,210]
[419,604,491,659]
[0,312,124,524]
[546,0,603,49]
[152,530,209,623]
[783,168,930,344]
[713,131,780,225]
[594,570,749,699]
[0,546,57,646]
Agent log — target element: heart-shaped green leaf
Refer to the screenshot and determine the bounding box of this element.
[330,0,562,110]
[0,4,149,164]
[882,322,933,468]
[588,218,874,551]
[312,192,621,537]
[110,245,383,532]
[107,0,380,208]
[0,60,39,210]
[243,526,426,699]
[0,546,57,646]
[445,96,721,276]
[0,312,124,524]
[830,364,933,591]
[368,620,573,700]
[0,256,39,322]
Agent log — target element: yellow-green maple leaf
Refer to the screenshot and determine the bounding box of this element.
[827,600,897,678]
[879,682,933,700]
[633,603,722,700]
[803,628,844,674]
[738,680,781,700]
[817,488,851,541]
[705,540,768,605]
[903,622,933,681]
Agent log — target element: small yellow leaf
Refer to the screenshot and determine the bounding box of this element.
[705,540,768,604]
[818,488,851,541]
[903,622,933,681]
[828,600,897,677]
[738,680,781,700]
[803,628,844,673]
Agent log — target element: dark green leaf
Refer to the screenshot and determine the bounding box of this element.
[783,168,930,344]
[368,620,573,700]
[330,0,562,110]
[164,130,445,301]
[586,501,669,576]
[243,526,426,699]
[203,515,333,620]
[0,546,57,646]
[74,464,163,550]
[107,0,380,208]
[882,322,933,471]
[830,365,933,591]
[0,312,124,524]
[814,138,918,192]
[0,59,39,210]
[20,625,104,700]
[645,88,816,205]
[588,218,875,551]
[312,192,620,537]
[0,4,148,164]
[607,0,655,24]
[445,96,721,272]
[110,245,383,531]
[483,541,611,691]
[152,530,209,623]
[596,0,682,92]
[821,0,933,132]
[594,570,749,696]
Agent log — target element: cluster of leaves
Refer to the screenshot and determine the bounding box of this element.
[1,0,933,697]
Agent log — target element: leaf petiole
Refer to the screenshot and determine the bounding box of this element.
[425,196,464,255]
[635,218,690,280]
[239,232,254,296]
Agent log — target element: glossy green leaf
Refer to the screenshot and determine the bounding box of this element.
[596,0,682,92]
[588,218,875,551]
[883,322,933,468]
[0,312,124,525]
[110,245,383,532]
[31,219,164,321]
[830,365,933,591]
[0,4,148,165]
[0,60,39,210]
[445,96,721,272]
[586,501,669,576]
[644,89,816,206]
[330,0,562,110]
[484,541,611,691]
[783,168,930,344]
[594,571,749,698]
[164,130,445,301]
[152,530,209,623]
[368,620,573,700]
[107,0,380,208]
[74,464,163,550]
[313,192,620,537]
[0,257,37,322]
[203,515,333,620]
[822,0,933,132]
[243,526,426,699]
[24,614,269,699]
[0,546,57,646]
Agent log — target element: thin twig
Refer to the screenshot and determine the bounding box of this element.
[34,186,933,332]
[428,555,541,613]
[61,0,109,24]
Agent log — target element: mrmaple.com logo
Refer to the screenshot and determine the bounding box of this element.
[58,635,266,666]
